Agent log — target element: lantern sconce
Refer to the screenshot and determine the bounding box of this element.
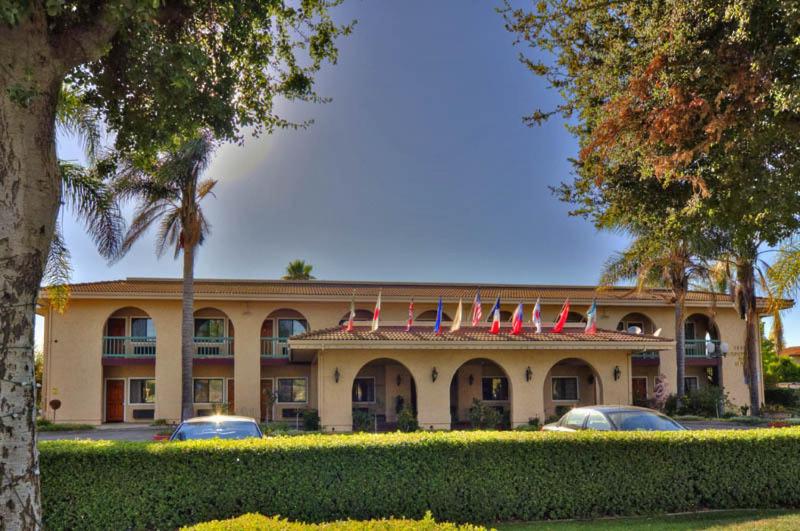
[334,367,340,383]
[396,374,402,387]
[431,367,438,382]
[468,374,474,386]
[525,366,533,382]
[613,366,621,381]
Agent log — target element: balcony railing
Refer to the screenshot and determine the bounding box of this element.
[685,339,722,358]
[103,336,156,357]
[632,350,660,360]
[194,337,234,357]
[261,337,290,358]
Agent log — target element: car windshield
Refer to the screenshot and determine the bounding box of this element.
[606,411,684,431]
[172,421,261,440]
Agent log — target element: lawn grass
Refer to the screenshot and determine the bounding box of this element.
[36,419,94,432]
[495,509,800,530]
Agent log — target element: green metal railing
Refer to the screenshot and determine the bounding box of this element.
[260,337,290,358]
[685,339,722,358]
[193,336,234,357]
[102,336,156,357]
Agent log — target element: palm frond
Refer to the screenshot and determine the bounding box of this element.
[57,84,102,161]
[43,226,73,313]
[154,208,182,259]
[113,200,171,262]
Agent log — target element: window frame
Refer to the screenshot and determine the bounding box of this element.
[277,318,309,339]
[130,316,156,338]
[128,377,156,405]
[352,376,377,404]
[194,317,226,338]
[481,376,510,402]
[276,377,308,404]
[632,376,649,399]
[192,377,225,404]
[552,376,580,402]
[684,376,700,393]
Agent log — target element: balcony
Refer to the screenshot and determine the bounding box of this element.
[261,337,290,358]
[193,337,234,357]
[632,350,660,361]
[103,336,156,357]
[685,339,722,358]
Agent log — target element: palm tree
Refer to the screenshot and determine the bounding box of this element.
[111,132,217,421]
[283,259,315,280]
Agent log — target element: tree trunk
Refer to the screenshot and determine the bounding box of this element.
[0,33,62,531]
[674,293,686,400]
[737,258,761,416]
[181,244,195,421]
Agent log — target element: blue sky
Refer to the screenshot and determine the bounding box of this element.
[48,0,798,346]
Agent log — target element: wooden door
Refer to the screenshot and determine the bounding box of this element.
[260,380,273,421]
[106,380,124,422]
[227,380,235,414]
[632,378,648,403]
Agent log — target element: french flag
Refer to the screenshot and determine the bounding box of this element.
[511,302,524,335]
[489,297,501,334]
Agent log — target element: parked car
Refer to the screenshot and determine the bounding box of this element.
[169,415,263,441]
[542,406,685,432]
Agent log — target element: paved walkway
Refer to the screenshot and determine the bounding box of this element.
[38,425,164,442]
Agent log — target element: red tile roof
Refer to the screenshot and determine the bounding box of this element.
[781,346,800,358]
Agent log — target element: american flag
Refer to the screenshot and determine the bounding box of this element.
[406,298,414,331]
[471,290,482,326]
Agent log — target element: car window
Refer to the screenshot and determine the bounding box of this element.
[585,411,612,431]
[606,411,684,431]
[172,421,262,440]
[561,409,589,430]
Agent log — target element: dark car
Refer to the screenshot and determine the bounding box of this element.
[169,415,263,441]
[542,406,685,432]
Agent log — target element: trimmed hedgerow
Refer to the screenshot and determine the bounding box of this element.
[40,429,800,529]
[182,511,485,530]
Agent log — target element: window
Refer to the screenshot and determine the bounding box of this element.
[617,320,644,334]
[352,377,376,403]
[129,379,155,404]
[552,377,579,401]
[566,312,586,323]
[561,409,589,429]
[277,378,307,403]
[131,317,155,337]
[195,318,225,338]
[193,378,224,403]
[277,319,308,338]
[684,321,696,340]
[684,376,699,393]
[585,411,612,431]
[482,377,509,401]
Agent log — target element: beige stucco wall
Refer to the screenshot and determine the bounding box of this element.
[40,295,760,425]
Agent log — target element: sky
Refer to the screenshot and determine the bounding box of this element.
[46,0,799,346]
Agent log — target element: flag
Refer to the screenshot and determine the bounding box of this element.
[345,295,356,332]
[552,299,570,333]
[433,297,444,335]
[406,298,414,331]
[532,298,542,334]
[450,298,463,332]
[511,302,523,335]
[471,290,482,326]
[489,297,501,334]
[371,291,382,332]
[585,299,597,334]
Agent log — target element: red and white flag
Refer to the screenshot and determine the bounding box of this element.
[406,298,414,331]
[345,296,356,332]
[551,299,570,333]
[371,291,382,332]
[511,302,524,335]
[489,297,501,334]
[471,290,482,327]
[532,298,542,334]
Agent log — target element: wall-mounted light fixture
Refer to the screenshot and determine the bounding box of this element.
[396,374,402,387]
[613,366,621,381]
[525,366,533,382]
[334,367,340,383]
[431,367,438,382]
[468,374,474,386]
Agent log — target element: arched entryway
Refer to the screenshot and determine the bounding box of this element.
[543,358,602,421]
[350,358,417,431]
[102,307,156,423]
[684,313,723,391]
[449,358,512,429]
[417,310,452,322]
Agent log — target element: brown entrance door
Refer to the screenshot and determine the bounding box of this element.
[106,380,124,422]
[260,380,273,421]
[227,380,235,414]
[632,378,648,404]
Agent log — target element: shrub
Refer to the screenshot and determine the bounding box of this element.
[663,386,729,418]
[183,511,485,530]
[352,409,373,432]
[36,419,94,432]
[40,429,800,529]
[467,399,502,429]
[396,406,418,432]
[302,409,321,431]
[765,387,799,408]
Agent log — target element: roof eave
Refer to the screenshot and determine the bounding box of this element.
[289,339,676,351]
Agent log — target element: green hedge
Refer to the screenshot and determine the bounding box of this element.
[40,429,800,529]
[183,511,484,530]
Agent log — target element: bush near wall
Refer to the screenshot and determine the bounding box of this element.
[183,512,485,530]
[40,429,800,529]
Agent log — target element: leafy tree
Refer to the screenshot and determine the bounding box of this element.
[0,3,349,527]
[504,0,800,416]
[761,323,800,386]
[110,132,217,422]
[283,259,316,280]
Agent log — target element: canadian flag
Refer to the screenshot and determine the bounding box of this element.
[371,291,381,332]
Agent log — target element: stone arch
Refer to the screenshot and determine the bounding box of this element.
[542,357,603,420]
[417,310,452,322]
[349,357,419,431]
[102,306,156,357]
[261,308,309,356]
[448,357,513,429]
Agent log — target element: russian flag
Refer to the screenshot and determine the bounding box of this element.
[489,297,501,334]
[511,302,523,335]
[433,297,444,335]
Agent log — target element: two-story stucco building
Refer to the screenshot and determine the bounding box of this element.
[38,278,768,430]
